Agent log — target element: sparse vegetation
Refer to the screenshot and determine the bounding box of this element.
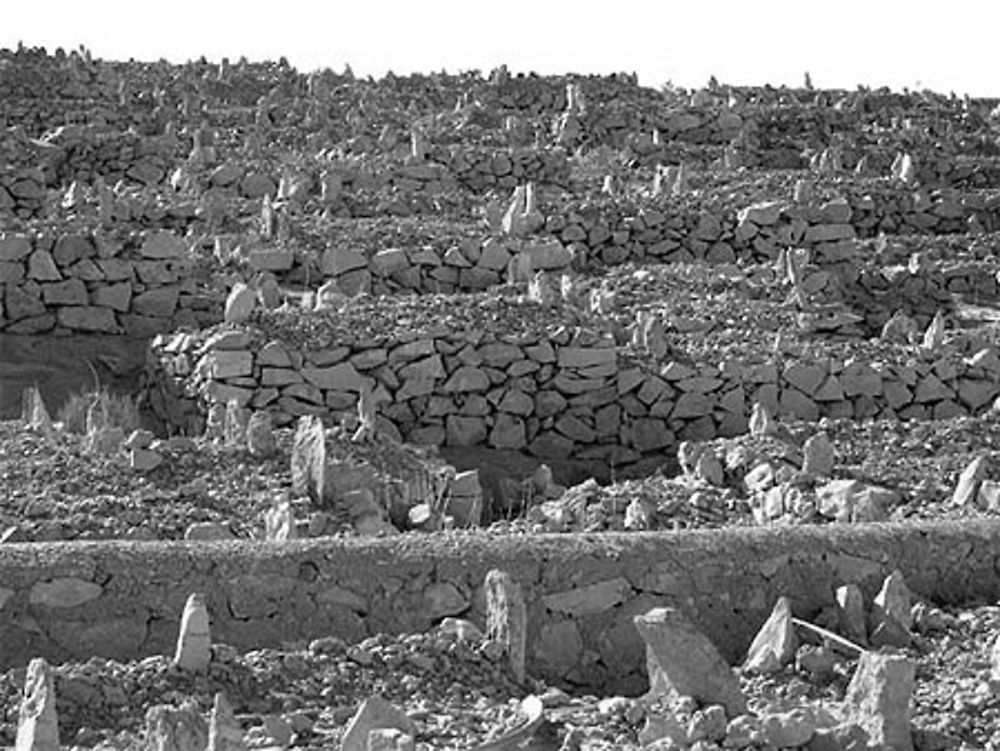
[56,387,142,435]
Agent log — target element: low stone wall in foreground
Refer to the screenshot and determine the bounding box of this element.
[0,521,997,694]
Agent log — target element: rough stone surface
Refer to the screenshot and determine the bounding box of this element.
[15,657,59,751]
[633,606,747,717]
[206,692,247,751]
[744,596,797,673]
[174,592,211,672]
[842,651,915,751]
[485,569,527,683]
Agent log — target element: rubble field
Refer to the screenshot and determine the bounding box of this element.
[5,43,1000,749]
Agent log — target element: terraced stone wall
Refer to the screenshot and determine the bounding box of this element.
[195,146,573,201]
[6,183,999,338]
[542,185,1000,269]
[0,230,222,336]
[0,523,997,694]
[0,52,290,137]
[146,318,1000,474]
[244,184,1000,307]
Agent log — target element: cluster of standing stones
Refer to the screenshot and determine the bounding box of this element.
[5,40,1000,748]
[11,565,935,750]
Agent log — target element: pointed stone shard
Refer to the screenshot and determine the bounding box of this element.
[352,382,377,443]
[802,432,835,477]
[485,569,527,683]
[260,193,275,238]
[143,700,209,751]
[224,399,250,448]
[990,632,1000,682]
[633,607,747,717]
[341,695,416,751]
[835,584,868,646]
[204,403,227,442]
[224,282,257,325]
[749,402,777,438]
[671,163,689,196]
[207,692,247,751]
[951,455,988,507]
[744,597,797,674]
[174,592,211,672]
[21,385,53,436]
[842,651,915,751]
[624,497,652,531]
[16,657,60,751]
[635,311,668,359]
[922,310,945,351]
[898,153,916,184]
[786,247,809,288]
[291,415,328,505]
[871,569,913,632]
[652,165,668,197]
[265,497,297,542]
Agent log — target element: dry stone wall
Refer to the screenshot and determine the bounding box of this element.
[0,522,997,694]
[0,229,222,336]
[238,183,1000,306]
[146,316,1000,473]
[5,181,998,339]
[542,184,1000,270]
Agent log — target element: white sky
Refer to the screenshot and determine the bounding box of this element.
[2,0,998,97]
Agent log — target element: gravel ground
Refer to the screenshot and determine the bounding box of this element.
[1,602,998,749]
[7,410,1000,542]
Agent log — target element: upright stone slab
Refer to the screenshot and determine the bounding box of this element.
[633,607,746,717]
[224,399,250,447]
[922,310,945,351]
[15,657,59,751]
[224,282,257,324]
[485,569,527,683]
[174,592,211,671]
[341,695,416,751]
[748,402,776,437]
[802,432,835,477]
[21,385,53,435]
[744,596,797,674]
[265,499,297,542]
[246,410,276,458]
[291,416,328,505]
[842,651,915,751]
[207,692,247,751]
[143,701,209,751]
[204,403,226,442]
[835,584,868,646]
[952,456,988,507]
[872,570,913,631]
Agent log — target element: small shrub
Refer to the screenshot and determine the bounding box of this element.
[56,387,142,435]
